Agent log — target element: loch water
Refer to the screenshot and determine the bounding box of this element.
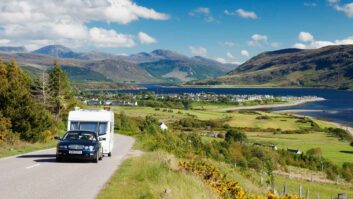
[112,85,353,127]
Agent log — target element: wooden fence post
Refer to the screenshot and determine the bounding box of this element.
[299,184,302,197]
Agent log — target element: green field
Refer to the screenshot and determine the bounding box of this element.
[108,105,351,166]
[247,131,353,166]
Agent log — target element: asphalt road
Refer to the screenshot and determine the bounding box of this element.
[0,134,135,199]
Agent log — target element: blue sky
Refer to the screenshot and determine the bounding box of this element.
[0,0,352,63]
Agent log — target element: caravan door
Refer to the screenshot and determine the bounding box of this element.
[97,122,110,155]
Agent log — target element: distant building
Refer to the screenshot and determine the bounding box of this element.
[85,99,101,105]
[160,122,168,131]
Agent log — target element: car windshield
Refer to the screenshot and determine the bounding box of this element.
[63,132,97,141]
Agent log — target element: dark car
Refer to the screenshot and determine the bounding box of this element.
[55,131,103,163]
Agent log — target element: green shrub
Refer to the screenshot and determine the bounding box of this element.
[248,157,263,171]
[225,129,247,144]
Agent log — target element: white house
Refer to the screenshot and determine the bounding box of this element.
[160,122,168,131]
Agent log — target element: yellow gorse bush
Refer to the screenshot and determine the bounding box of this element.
[179,161,302,199]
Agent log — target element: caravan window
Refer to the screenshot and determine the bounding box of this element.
[79,122,98,133]
[69,121,107,135]
[70,122,79,130]
[98,123,107,135]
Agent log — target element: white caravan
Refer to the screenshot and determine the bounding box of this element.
[67,108,114,156]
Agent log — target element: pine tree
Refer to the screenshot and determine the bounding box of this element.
[48,61,76,121]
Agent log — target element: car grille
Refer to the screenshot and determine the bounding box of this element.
[68,145,84,150]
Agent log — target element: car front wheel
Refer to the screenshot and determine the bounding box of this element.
[56,156,63,162]
[93,152,99,163]
[99,149,103,161]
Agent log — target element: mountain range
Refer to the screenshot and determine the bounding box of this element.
[0,45,236,86]
[189,45,353,90]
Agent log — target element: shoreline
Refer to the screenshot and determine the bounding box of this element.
[222,97,353,136]
[222,97,325,111]
[275,110,353,136]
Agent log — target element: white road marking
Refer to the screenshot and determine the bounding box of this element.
[26,164,40,169]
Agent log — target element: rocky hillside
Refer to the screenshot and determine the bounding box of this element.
[212,45,353,89]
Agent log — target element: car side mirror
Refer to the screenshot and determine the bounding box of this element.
[54,135,62,140]
[99,137,106,141]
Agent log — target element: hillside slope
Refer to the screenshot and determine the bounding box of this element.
[215,45,353,89]
[135,49,235,82]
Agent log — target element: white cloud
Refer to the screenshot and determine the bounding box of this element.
[0,0,169,49]
[0,39,11,45]
[252,34,268,41]
[248,34,268,47]
[189,46,208,57]
[226,52,235,59]
[219,41,236,47]
[298,32,315,42]
[216,57,243,65]
[89,27,135,48]
[215,57,227,64]
[328,0,340,5]
[189,7,216,22]
[138,32,157,44]
[293,43,307,49]
[304,2,317,7]
[328,0,353,18]
[293,31,353,49]
[241,50,250,58]
[225,8,258,19]
[334,2,353,18]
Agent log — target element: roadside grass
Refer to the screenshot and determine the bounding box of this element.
[0,141,57,158]
[246,131,353,166]
[97,151,216,199]
[0,130,65,158]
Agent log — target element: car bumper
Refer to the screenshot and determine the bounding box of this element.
[56,149,97,159]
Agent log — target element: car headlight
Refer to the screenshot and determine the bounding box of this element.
[84,146,95,151]
[59,145,67,149]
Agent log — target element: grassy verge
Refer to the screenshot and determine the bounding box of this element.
[0,141,57,158]
[97,151,216,199]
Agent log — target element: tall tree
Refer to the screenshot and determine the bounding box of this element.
[0,59,56,141]
[31,71,48,106]
[48,61,76,121]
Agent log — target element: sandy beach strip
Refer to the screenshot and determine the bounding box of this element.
[222,97,325,111]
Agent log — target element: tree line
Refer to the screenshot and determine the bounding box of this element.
[0,59,76,144]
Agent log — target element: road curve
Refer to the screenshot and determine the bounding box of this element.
[0,134,135,199]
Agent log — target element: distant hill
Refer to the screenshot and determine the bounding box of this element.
[134,49,236,82]
[0,45,235,86]
[32,45,122,61]
[0,46,27,53]
[85,59,156,83]
[32,45,81,59]
[129,49,189,63]
[193,45,353,90]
